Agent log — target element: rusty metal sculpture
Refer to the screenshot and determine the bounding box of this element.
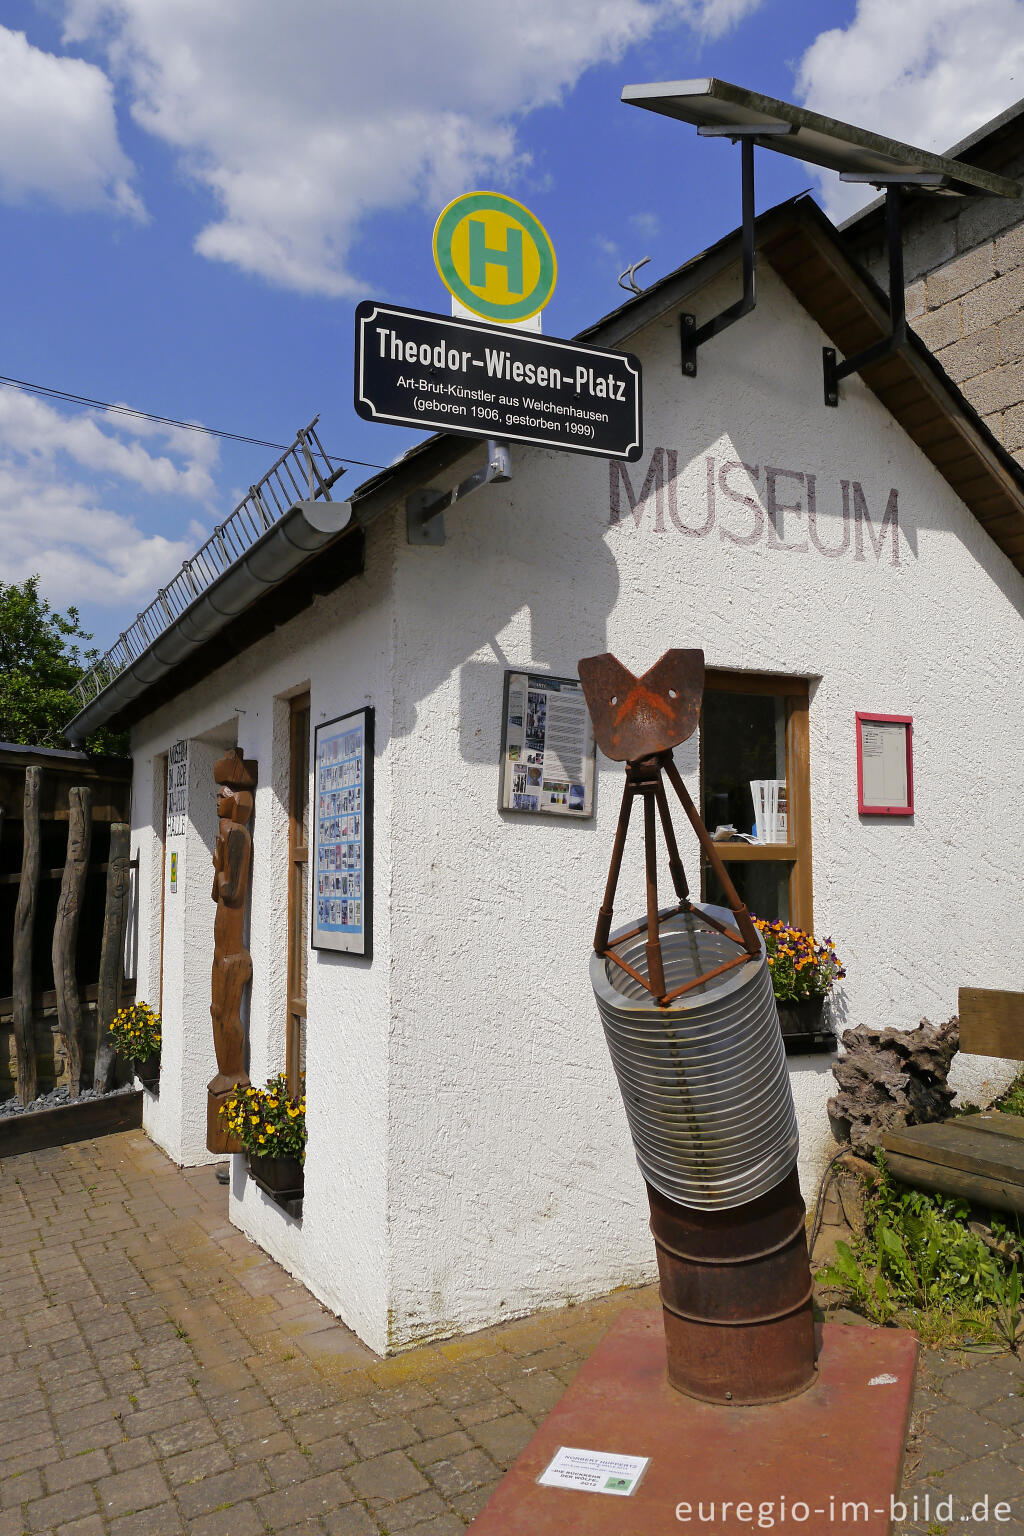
[579,649,760,998]
[206,749,256,1154]
[579,649,816,1405]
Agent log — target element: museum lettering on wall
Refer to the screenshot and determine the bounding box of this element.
[609,449,902,565]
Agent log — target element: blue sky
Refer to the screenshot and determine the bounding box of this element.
[1,0,1022,653]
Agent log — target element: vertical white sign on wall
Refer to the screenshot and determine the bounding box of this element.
[166,740,189,838]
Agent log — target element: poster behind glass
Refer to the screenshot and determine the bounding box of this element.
[312,707,373,957]
[499,671,595,816]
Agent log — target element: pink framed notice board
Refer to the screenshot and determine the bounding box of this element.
[856,713,913,816]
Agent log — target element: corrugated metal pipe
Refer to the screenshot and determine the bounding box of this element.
[591,904,797,1210]
[64,499,352,746]
[591,901,816,1404]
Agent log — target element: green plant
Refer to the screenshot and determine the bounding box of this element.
[220,1074,307,1162]
[751,917,845,1002]
[817,1154,1020,1348]
[110,1001,161,1064]
[994,1071,1024,1118]
[0,575,127,752]
[990,1266,1023,1354]
[819,1239,896,1325]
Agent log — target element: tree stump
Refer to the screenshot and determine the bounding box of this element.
[828,1016,960,1156]
[93,821,131,1092]
[13,766,42,1104]
[52,786,92,1097]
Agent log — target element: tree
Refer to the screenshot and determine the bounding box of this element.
[0,576,126,753]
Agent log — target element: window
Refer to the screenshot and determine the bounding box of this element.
[286,694,311,1101]
[700,672,812,931]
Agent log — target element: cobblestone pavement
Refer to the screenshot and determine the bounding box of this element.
[1,1133,1022,1535]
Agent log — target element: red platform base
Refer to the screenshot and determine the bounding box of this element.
[470,1311,918,1536]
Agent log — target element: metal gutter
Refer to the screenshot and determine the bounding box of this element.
[65,496,352,745]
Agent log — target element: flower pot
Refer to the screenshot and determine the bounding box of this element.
[247,1153,304,1198]
[134,1055,161,1092]
[775,996,828,1047]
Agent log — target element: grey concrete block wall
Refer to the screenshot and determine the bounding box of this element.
[844,139,1024,464]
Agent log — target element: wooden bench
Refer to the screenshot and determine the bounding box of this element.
[881,988,1024,1214]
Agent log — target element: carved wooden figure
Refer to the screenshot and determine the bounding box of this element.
[207,750,257,1153]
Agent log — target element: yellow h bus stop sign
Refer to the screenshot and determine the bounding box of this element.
[432,191,557,324]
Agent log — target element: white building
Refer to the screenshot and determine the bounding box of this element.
[69,196,1024,1357]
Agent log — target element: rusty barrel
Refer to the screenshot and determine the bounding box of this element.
[646,1165,817,1404]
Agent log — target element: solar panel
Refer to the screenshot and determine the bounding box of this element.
[622,78,1021,198]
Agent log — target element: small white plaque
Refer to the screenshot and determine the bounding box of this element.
[538,1445,649,1497]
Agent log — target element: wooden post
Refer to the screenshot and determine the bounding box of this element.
[93,822,131,1092]
[52,785,92,1097]
[12,766,41,1105]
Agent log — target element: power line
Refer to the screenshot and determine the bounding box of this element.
[0,372,388,470]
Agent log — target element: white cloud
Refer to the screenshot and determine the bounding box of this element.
[0,25,142,217]
[61,0,762,296]
[0,463,198,606]
[0,389,217,501]
[687,0,762,40]
[796,0,1024,221]
[0,392,216,607]
[630,212,661,240]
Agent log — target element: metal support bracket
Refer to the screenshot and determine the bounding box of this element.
[824,180,921,406]
[406,439,512,545]
[681,122,796,378]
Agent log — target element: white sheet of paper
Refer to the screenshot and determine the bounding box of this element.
[537,1445,649,1497]
[860,721,909,808]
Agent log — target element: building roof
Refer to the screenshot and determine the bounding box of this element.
[68,193,1024,739]
[840,94,1024,238]
[351,195,1024,571]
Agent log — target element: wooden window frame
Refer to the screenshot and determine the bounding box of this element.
[700,670,813,933]
[856,711,914,816]
[286,694,311,1101]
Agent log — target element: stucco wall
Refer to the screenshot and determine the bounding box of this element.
[381,261,1024,1348]
[140,734,230,1167]
[129,256,1024,1356]
[130,514,397,1353]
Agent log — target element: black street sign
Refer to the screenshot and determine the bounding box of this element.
[354,301,642,462]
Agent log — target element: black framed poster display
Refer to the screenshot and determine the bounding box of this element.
[311,707,373,957]
[499,670,596,817]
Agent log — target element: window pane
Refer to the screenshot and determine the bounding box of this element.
[298,859,308,1000]
[702,691,786,837]
[291,703,311,851]
[297,705,310,849]
[703,859,791,924]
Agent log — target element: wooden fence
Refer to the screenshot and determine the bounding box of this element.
[0,743,134,1102]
